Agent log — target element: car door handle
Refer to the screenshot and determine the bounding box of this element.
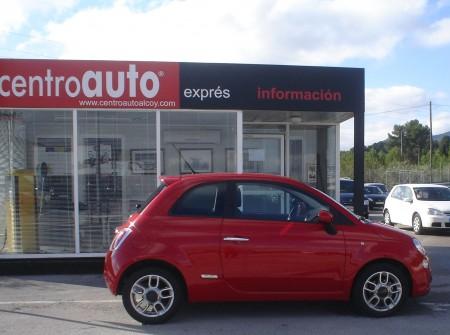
[223,237,250,242]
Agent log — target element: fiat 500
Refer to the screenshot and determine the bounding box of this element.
[104,173,431,324]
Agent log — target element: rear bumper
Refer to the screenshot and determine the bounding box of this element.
[103,250,119,295]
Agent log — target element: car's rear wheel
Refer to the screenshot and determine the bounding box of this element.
[352,263,409,317]
[122,267,183,324]
[412,214,424,235]
[383,209,393,226]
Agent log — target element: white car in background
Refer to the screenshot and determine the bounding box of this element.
[383,183,450,234]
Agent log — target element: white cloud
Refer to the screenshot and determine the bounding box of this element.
[341,85,429,150]
[417,18,450,47]
[0,0,77,41]
[17,0,427,64]
[433,110,450,135]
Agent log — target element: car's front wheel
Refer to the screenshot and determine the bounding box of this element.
[412,214,424,235]
[122,267,183,324]
[352,263,409,317]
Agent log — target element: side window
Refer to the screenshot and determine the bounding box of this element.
[171,183,225,217]
[233,182,329,222]
[404,187,413,200]
[391,186,402,199]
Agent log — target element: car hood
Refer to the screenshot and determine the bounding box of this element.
[367,221,413,241]
[365,194,386,200]
[415,200,450,212]
[340,192,353,200]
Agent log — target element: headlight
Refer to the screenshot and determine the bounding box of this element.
[110,227,132,251]
[413,238,427,256]
[427,208,443,215]
[364,199,369,206]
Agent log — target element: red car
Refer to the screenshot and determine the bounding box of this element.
[104,173,431,324]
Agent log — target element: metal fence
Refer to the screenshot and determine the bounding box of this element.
[365,166,450,190]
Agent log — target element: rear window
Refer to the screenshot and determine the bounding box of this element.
[171,183,225,217]
[137,183,167,212]
[340,179,354,193]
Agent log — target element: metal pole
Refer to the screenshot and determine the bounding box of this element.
[430,101,433,182]
[400,129,403,159]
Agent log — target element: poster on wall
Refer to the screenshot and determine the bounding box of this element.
[130,149,164,174]
[80,138,121,175]
[82,140,114,174]
[307,163,317,184]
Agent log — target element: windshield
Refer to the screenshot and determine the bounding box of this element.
[340,180,354,193]
[364,186,383,195]
[413,187,450,201]
[376,184,388,193]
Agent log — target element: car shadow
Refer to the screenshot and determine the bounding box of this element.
[0,274,106,289]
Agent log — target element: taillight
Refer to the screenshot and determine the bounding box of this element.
[110,227,132,251]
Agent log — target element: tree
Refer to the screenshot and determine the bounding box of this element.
[365,148,383,169]
[439,136,450,156]
[385,147,401,166]
[387,119,430,165]
[340,150,354,178]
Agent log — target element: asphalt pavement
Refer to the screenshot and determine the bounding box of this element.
[0,210,449,335]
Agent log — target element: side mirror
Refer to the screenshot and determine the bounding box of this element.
[404,197,413,203]
[318,210,337,235]
[318,210,333,224]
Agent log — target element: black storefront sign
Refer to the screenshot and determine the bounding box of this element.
[179,62,364,114]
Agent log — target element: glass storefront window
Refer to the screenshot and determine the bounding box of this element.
[77,111,156,253]
[0,110,74,254]
[289,125,337,198]
[0,108,338,257]
[161,112,237,175]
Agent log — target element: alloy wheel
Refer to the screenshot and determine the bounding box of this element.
[130,274,175,318]
[362,271,402,312]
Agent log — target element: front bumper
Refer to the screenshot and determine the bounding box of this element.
[422,214,450,228]
[411,256,432,297]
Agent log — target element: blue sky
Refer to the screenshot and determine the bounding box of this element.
[1,0,450,149]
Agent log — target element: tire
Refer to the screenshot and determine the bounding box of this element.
[122,267,183,324]
[412,214,424,235]
[383,209,393,226]
[352,263,409,317]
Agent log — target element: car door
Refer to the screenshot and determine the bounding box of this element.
[220,181,346,295]
[168,182,226,279]
[387,186,404,223]
[399,186,415,226]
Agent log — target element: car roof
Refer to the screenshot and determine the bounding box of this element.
[365,182,385,185]
[161,172,305,187]
[393,183,448,188]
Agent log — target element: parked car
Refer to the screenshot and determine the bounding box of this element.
[384,183,450,234]
[104,173,431,324]
[340,178,369,218]
[365,182,389,194]
[364,185,387,209]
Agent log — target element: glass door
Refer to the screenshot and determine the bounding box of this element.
[243,134,284,175]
